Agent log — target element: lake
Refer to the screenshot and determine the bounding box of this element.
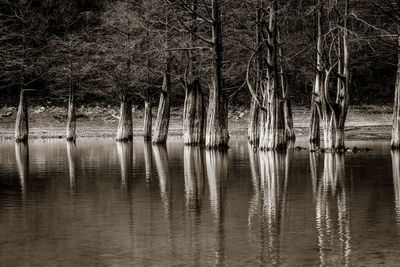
[1,138,400,266]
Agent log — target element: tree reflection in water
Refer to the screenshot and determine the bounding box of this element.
[153,144,175,259]
[183,146,206,265]
[143,141,153,183]
[205,150,228,266]
[67,141,77,191]
[312,153,351,266]
[15,142,29,199]
[116,142,133,189]
[247,147,290,265]
[391,151,400,234]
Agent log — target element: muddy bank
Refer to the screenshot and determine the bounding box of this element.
[0,105,393,140]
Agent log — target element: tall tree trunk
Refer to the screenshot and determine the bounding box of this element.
[392,25,400,149]
[66,83,76,142]
[15,89,28,142]
[248,1,263,147]
[335,0,350,152]
[183,0,206,146]
[278,30,295,143]
[116,97,133,142]
[153,65,171,144]
[205,0,229,150]
[154,1,171,145]
[310,0,323,151]
[248,99,260,146]
[184,80,206,146]
[143,100,152,141]
[259,0,286,151]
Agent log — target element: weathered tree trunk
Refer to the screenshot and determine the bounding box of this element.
[392,26,400,149]
[310,0,323,151]
[153,67,171,145]
[15,89,28,142]
[278,31,295,142]
[248,1,263,148]
[116,97,133,142]
[283,82,295,142]
[248,99,260,146]
[205,0,229,150]
[259,0,287,151]
[184,80,206,146]
[66,84,76,142]
[143,100,152,141]
[310,93,321,151]
[334,0,350,152]
[183,0,206,147]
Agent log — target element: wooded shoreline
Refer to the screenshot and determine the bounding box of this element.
[0,105,392,141]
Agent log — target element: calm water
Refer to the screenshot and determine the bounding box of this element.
[1,138,400,266]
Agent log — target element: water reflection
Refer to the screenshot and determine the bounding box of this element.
[67,141,77,191]
[257,151,289,266]
[152,144,174,258]
[143,141,153,183]
[183,146,205,265]
[15,142,29,198]
[116,142,133,188]
[184,146,205,211]
[205,150,228,266]
[392,151,400,232]
[313,153,351,266]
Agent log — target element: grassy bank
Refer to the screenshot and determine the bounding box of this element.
[0,105,393,141]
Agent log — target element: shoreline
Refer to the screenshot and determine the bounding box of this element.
[0,105,394,141]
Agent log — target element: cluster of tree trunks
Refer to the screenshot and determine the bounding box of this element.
[309,0,350,152]
[246,0,295,151]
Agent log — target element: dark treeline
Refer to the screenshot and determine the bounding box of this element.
[1,0,400,150]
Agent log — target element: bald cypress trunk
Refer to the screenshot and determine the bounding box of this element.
[153,66,171,145]
[392,26,400,149]
[66,84,76,142]
[259,0,286,151]
[15,89,28,142]
[183,80,206,146]
[143,100,152,141]
[248,99,260,146]
[310,0,323,151]
[206,0,229,150]
[116,98,133,142]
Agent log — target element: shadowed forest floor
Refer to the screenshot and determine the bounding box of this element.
[0,105,393,141]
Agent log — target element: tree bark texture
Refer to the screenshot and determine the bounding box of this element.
[205,0,229,150]
[392,25,400,149]
[15,89,28,142]
[183,80,206,146]
[66,84,76,142]
[316,0,350,152]
[143,100,152,141]
[248,98,260,146]
[258,0,287,151]
[153,63,171,145]
[116,98,133,142]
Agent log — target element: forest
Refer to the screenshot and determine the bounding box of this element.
[1,0,400,150]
